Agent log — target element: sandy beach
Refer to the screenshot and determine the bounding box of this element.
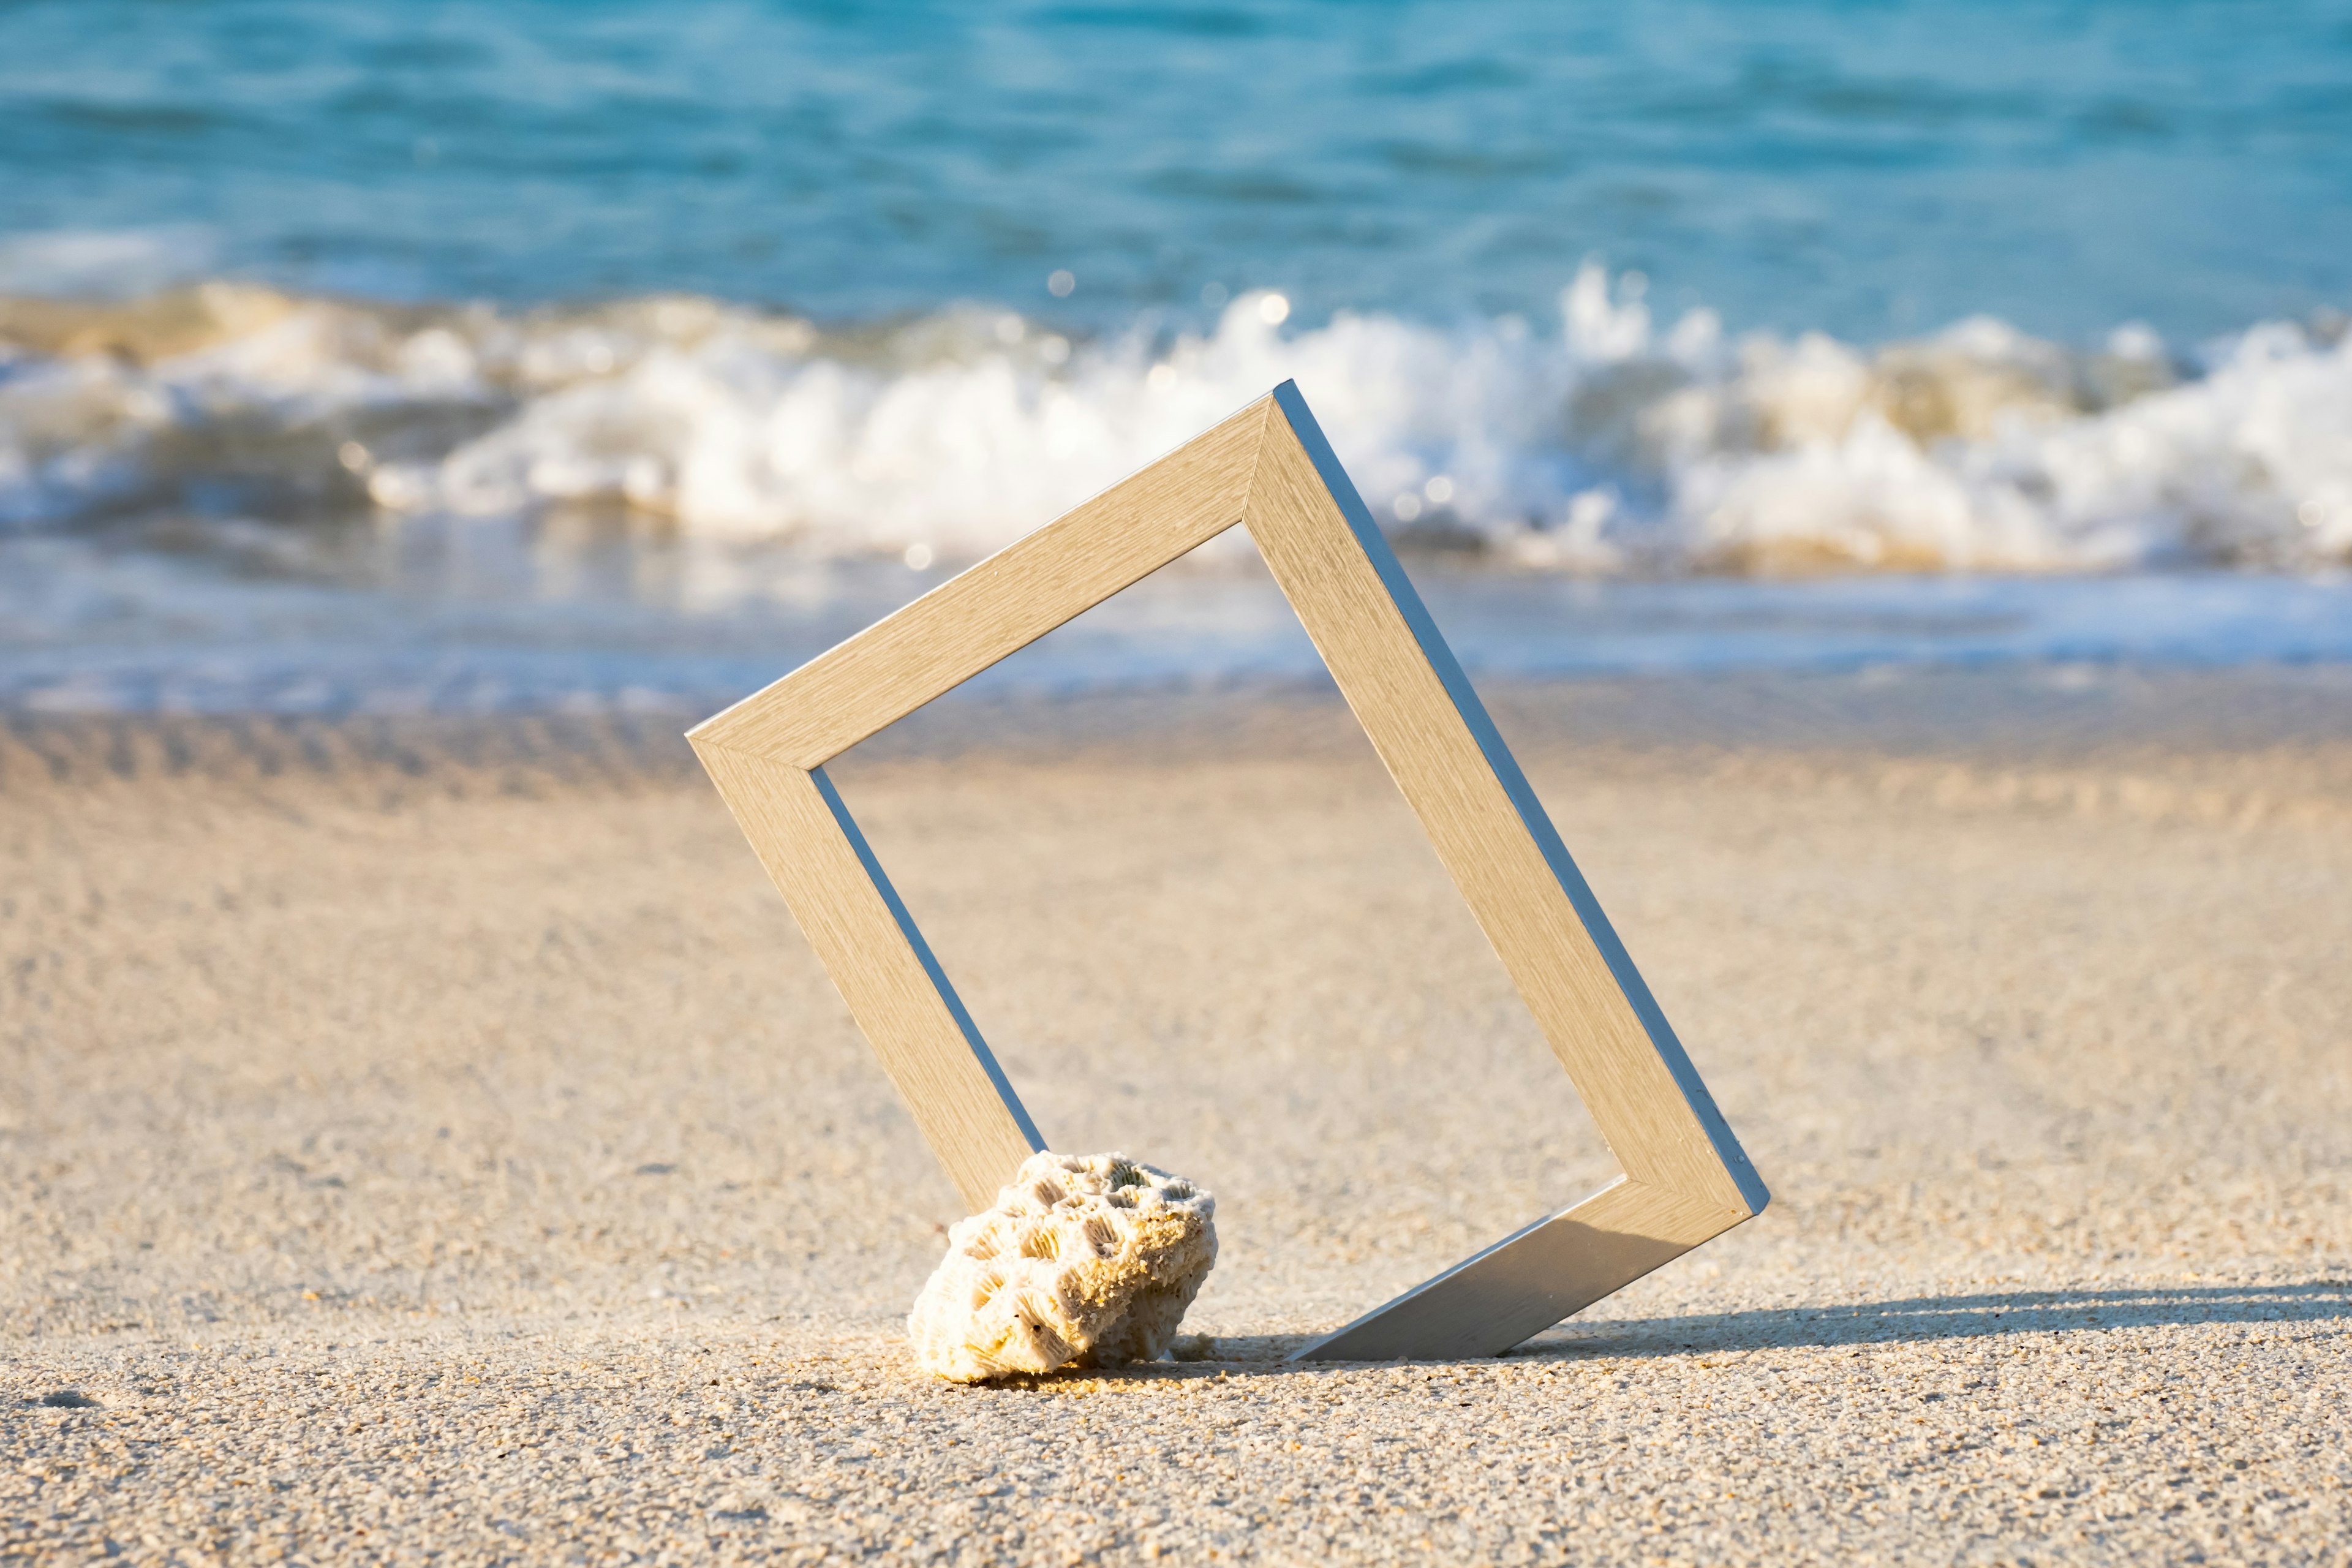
[5,671,2350,1564]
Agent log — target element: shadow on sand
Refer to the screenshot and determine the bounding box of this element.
[1138,1280,2351,1378]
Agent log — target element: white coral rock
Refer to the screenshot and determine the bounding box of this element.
[909,1152,1217,1383]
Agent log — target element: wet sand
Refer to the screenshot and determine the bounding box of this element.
[4,671,2350,1564]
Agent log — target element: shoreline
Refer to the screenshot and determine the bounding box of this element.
[11,658,2352,769]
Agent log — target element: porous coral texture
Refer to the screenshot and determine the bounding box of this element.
[909,1152,1216,1383]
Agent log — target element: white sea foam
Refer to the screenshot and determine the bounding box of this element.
[2,266,2347,571]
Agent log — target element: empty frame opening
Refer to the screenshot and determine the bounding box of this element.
[821,557,1624,1327]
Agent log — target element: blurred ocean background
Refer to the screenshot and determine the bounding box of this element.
[3,0,2350,714]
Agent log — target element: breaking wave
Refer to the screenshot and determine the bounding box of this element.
[2,265,2348,574]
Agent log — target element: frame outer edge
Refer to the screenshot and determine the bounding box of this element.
[1292,1175,1738,1362]
[1257,380,1768,1218]
[686,395,1275,768]
[690,737,1044,1212]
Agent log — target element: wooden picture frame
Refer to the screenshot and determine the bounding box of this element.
[688,383,1768,1361]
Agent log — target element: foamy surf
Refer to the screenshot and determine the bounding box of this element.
[2,265,2347,573]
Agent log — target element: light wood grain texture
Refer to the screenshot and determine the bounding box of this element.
[688,380,1768,1357]
[689,398,1270,769]
[690,742,1041,1212]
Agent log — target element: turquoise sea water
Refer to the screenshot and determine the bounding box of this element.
[2,1,2349,710]
[8,0,2350,336]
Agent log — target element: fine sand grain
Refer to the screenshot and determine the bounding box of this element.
[3,674,2349,1565]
